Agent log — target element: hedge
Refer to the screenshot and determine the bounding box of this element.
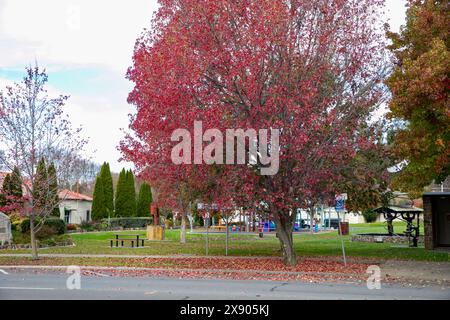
[21,217,66,235]
[102,217,152,229]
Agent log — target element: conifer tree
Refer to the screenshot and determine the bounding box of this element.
[126,170,137,217]
[1,167,24,211]
[10,167,23,199]
[137,183,152,217]
[33,157,48,211]
[100,162,114,217]
[91,175,106,220]
[0,174,11,207]
[47,163,59,216]
[114,169,128,217]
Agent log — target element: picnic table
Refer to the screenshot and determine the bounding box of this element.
[110,234,145,248]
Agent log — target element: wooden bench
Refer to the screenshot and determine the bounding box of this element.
[110,234,145,248]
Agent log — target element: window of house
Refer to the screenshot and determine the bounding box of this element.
[86,210,91,222]
[64,209,71,224]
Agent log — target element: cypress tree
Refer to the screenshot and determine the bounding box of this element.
[137,183,152,217]
[10,167,23,199]
[91,176,106,220]
[0,169,23,209]
[2,174,11,194]
[126,170,137,217]
[47,163,59,216]
[114,169,127,217]
[33,157,48,211]
[100,162,114,217]
[0,174,11,207]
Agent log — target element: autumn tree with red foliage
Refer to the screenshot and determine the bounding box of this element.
[122,0,388,265]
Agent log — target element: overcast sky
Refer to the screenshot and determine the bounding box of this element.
[0,0,408,173]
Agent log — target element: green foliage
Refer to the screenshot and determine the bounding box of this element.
[20,217,66,235]
[102,217,152,229]
[1,167,24,209]
[0,174,10,207]
[47,163,59,216]
[114,169,127,217]
[2,174,11,193]
[91,162,115,220]
[137,183,152,217]
[192,205,204,226]
[99,162,114,216]
[92,176,106,220]
[33,157,49,210]
[386,0,450,196]
[10,167,23,198]
[114,169,137,217]
[80,221,95,232]
[362,209,378,223]
[126,170,137,217]
[12,229,72,246]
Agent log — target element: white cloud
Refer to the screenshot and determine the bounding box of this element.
[384,0,408,32]
[0,0,408,174]
[0,0,158,73]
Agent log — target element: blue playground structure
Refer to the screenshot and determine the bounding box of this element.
[263,221,276,232]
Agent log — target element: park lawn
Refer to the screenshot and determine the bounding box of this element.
[0,222,448,263]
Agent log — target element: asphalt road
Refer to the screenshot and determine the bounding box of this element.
[0,269,449,300]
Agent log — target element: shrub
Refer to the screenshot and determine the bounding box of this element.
[67,224,79,231]
[21,218,66,235]
[362,209,378,223]
[80,221,95,232]
[95,221,109,231]
[102,217,152,229]
[36,225,58,240]
[45,218,66,235]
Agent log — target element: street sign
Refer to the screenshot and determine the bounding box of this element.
[335,194,345,212]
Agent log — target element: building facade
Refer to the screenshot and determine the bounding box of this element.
[58,190,93,225]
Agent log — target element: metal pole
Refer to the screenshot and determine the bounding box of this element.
[337,211,347,266]
[321,204,324,231]
[299,209,302,230]
[328,208,331,229]
[225,214,229,256]
[205,214,209,256]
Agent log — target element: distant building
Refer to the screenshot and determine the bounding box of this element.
[2,172,93,225]
[0,211,12,245]
[58,190,93,224]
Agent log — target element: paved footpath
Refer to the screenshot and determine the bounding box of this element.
[0,268,449,300]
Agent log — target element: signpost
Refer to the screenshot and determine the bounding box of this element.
[335,194,348,266]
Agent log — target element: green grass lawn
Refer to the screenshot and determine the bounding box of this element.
[0,222,448,262]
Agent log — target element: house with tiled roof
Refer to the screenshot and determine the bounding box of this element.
[1,172,93,224]
[58,189,93,224]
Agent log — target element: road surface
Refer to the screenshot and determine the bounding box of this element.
[0,269,449,300]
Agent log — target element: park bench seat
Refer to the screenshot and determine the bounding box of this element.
[110,234,145,248]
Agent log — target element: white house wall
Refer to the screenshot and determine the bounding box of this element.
[59,200,92,225]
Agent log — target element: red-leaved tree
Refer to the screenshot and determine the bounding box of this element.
[122,0,388,264]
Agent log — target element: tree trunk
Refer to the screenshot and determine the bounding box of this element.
[29,216,39,260]
[188,215,194,232]
[180,211,187,244]
[274,213,297,266]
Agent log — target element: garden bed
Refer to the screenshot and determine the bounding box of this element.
[351,233,424,245]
